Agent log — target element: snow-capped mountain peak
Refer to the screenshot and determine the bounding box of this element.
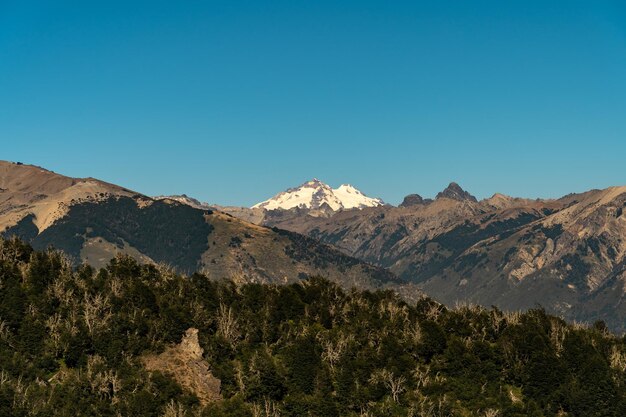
[252,179,384,211]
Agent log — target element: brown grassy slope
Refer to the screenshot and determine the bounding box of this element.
[0,160,136,233]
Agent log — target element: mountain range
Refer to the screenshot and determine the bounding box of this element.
[177,178,626,331]
[0,161,402,294]
[2,162,625,331]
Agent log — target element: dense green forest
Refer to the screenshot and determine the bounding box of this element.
[0,237,625,416]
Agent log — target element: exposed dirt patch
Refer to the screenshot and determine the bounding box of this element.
[142,328,221,405]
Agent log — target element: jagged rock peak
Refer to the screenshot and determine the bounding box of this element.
[400,194,425,207]
[436,182,477,202]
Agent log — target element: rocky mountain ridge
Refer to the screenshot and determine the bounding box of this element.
[154,194,213,210]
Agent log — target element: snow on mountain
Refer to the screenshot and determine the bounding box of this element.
[252,179,384,211]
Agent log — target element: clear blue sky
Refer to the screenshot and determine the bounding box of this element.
[2,1,625,206]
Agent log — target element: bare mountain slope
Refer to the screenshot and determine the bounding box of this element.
[0,162,404,292]
[0,160,136,233]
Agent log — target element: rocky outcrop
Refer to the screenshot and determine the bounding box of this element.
[436,182,477,202]
[400,194,429,207]
[142,328,221,405]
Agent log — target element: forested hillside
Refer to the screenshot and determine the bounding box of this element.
[0,237,625,417]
